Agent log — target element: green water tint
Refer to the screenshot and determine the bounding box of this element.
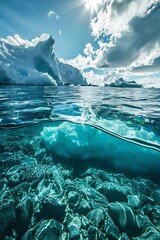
[1,120,160,182]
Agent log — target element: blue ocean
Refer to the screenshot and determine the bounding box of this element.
[0,85,160,239]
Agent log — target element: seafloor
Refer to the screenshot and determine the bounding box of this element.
[0,122,160,240]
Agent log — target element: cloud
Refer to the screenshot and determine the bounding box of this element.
[84,43,95,58]
[66,43,96,70]
[48,10,60,20]
[83,70,104,85]
[91,0,159,38]
[90,0,160,72]
[132,56,160,73]
[127,73,160,88]
[66,54,93,70]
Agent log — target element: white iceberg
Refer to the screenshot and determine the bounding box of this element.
[0,34,87,86]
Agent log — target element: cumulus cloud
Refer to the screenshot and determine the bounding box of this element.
[84,43,95,58]
[83,70,104,85]
[66,54,92,70]
[91,0,159,38]
[66,42,97,71]
[90,0,160,72]
[48,10,60,20]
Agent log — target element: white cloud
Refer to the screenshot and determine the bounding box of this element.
[91,0,159,39]
[67,54,95,70]
[66,43,96,70]
[83,70,104,85]
[48,10,60,20]
[90,0,160,74]
[59,30,62,36]
[84,43,95,58]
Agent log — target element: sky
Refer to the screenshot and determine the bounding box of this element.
[0,0,95,59]
[0,0,160,87]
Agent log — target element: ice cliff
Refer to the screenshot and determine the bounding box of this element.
[0,34,87,86]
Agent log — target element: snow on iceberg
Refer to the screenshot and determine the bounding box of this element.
[57,59,86,86]
[0,34,87,86]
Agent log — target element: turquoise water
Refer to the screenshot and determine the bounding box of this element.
[0,86,160,239]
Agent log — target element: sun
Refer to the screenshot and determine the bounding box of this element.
[84,0,102,13]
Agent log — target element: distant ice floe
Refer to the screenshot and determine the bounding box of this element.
[0,34,87,86]
[105,78,143,88]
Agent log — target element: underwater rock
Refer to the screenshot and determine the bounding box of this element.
[96,182,128,202]
[127,195,143,208]
[66,178,107,211]
[143,204,160,226]
[68,224,80,239]
[88,226,98,240]
[76,199,91,215]
[140,194,154,205]
[0,200,16,238]
[4,237,16,240]
[108,202,141,236]
[35,166,64,200]
[133,226,160,239]
[21,229,33,240]
[16,195,33,238]
[33,170,65,222]
[37,197,66,223]
[0,152,22,172]
[68,216,81,240]
[152,189,160,204]
[96,170,112,182]
[104,224,120,240]
[68,191,80,208]
[81,216,90,229]
[120,233,130,240]
[39,219,63,238]
[86,208,106,228]
[22,219,63,240]
[67,190,91,215]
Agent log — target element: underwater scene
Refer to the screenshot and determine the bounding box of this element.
[0,85,160,240]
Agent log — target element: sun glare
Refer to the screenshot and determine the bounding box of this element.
[84,0,102,13]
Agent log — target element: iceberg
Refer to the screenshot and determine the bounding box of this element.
[41,121,160,181]
[0,34,87,86]
[105,78,143,88]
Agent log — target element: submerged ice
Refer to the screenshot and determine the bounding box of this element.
[41,121,160,180]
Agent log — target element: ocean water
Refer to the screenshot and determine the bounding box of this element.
[0,85,160,239]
